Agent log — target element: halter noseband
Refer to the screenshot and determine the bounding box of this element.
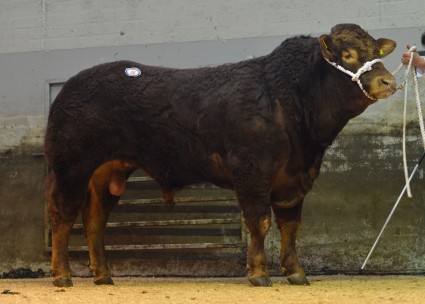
[324,57,383,101]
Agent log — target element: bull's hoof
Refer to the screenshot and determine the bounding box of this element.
[249,276,273,287]
[94,276,114,285]
[53,277,73,287]
[287,273,310,286]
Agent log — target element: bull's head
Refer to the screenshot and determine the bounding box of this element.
[319,24,397,101]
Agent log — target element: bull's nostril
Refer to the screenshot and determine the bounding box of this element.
[382,78,397,92]
[381,78,390,85]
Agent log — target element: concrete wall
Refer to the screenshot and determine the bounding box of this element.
[1,0,424,54]
[1,0,425,277]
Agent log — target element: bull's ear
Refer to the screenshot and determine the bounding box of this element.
[377,38,396,57]
[319,34,335,61]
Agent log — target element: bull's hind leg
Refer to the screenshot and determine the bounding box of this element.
[272,201,310,285]
[82,161,127,285]
[82,185,117,285]
[46,171,88,287]
[236,190,272,287]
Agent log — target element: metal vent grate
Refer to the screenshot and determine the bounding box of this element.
[45,170,247,253]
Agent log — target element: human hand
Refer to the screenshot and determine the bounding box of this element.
[401,44,419,65]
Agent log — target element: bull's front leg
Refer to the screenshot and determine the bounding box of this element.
[272,201,310,285]
[236,190,272,287]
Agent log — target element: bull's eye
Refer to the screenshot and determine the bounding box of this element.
[341,49,358,64]
[343,53,352,60]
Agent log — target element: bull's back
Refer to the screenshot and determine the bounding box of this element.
[49,60,229,128]
[45,61,238,179]
[47,58,265,149]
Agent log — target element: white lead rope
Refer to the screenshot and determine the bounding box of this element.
[361,46,425,270]
[392,46,425,198]
[401,47,416,197]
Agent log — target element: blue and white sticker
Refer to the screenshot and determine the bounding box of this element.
[125,67,141,77]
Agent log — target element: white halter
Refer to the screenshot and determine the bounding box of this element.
[324,57,383,101]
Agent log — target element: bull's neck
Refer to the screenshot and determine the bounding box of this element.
[308,62,371,145]
[263,40,370,147]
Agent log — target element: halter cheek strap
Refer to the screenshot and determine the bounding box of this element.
[324,57,383,101]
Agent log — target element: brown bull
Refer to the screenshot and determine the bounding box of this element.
[44,24,396,287]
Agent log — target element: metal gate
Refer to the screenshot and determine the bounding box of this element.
[45,170,246,253]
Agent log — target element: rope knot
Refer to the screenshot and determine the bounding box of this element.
[351,59,380,81]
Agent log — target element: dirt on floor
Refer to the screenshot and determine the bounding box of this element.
[1,275,425,304]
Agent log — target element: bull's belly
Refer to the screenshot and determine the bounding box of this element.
[160,169,235,191]
[135,158,234,193]
[271,196,304,208]
[270,174,317,209]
